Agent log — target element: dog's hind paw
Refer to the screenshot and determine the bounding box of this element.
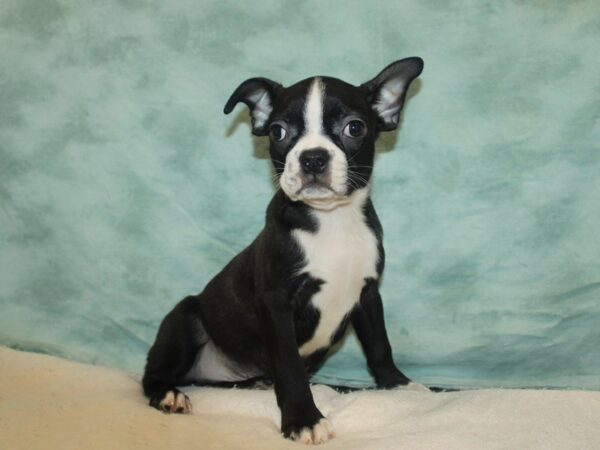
[287,418,335,445]
[150,389,192,414]
[399,382,431,392]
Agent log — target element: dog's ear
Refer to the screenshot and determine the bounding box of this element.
[361,57,424,131]
[223,78,282,136]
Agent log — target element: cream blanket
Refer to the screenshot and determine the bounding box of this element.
[1,347,599,449]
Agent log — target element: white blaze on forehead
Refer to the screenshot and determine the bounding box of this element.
[305,77,325,134]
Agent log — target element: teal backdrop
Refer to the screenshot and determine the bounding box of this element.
[1,0,599,389]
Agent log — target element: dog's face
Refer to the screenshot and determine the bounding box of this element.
[224,58,423,209]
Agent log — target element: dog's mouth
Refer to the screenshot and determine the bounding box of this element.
[292,180,350,210]
[297,180,334,197]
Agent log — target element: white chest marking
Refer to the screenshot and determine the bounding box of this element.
[295,188,379,356]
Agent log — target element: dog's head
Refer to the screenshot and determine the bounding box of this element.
[224,58,423,210]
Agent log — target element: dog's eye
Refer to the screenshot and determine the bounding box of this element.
[343,120,366,138]
[270,124,287,142]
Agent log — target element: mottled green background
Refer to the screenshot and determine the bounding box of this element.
[1,0,599,389]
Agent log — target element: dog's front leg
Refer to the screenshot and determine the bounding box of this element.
[352,279,425,390]
[258,292,335,444]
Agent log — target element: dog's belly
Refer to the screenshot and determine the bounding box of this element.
[186,340,261,383]
[294,196,379,357]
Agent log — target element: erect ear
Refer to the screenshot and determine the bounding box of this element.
[223,77,282,136]
[361,57,424,131]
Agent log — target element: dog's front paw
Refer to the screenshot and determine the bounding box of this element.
[397,381,431,392]
[149,389,192,414]
[283,418,335,445]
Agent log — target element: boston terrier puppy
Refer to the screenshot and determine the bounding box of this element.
[143,57,425,444]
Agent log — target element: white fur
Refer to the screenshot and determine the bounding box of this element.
[296,188,379,356]
[305,76,324,134]
[373,78,405,125]
[187,341,260,383]
[290,418,335,445]
[279,78,348,205]
[160,390,175,409]
[401,382,431,392]
[247,90,272,129]
[158,390,191,413]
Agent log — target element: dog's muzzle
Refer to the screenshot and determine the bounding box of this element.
[296,148,335,198]
[280,142,349,208]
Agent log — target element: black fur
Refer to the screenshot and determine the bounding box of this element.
[143,58,424,441]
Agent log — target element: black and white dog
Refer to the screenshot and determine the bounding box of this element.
[143,57,425,444]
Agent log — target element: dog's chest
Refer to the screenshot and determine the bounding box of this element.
[293,204,379,356]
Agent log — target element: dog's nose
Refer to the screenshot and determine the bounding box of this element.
[299,149,330,175]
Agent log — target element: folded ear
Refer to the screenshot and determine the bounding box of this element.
[223,77,282,136]
[361,57,424,131]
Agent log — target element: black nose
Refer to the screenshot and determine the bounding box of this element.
[299,149,330,175]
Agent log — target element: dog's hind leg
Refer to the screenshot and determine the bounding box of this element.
[142,295,207,413]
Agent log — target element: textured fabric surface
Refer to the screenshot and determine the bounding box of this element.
[2,347,600,450]
[1,1,599,389]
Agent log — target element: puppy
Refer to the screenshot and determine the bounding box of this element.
[143,57,424,444]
